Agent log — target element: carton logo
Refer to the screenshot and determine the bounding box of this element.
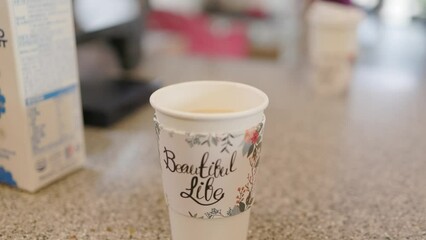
[0,28,7,48]
[0,166,17,187]
[0,90,5,118]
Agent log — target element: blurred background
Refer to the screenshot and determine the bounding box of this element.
[3,2,425,238]
[73,0,426,126]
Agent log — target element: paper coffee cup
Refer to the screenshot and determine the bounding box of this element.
[150,81,269,240]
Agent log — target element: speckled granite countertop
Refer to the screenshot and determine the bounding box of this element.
[1,55,426,240]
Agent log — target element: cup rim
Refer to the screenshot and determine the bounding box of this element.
[150,81,269,120]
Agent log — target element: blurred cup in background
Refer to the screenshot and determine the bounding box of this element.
[308,2,364,95]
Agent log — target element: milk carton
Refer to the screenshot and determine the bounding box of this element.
[0,0,85,192]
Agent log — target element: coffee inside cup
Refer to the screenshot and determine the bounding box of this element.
[150,81,268,120]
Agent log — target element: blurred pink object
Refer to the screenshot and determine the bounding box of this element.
[147,10,249,58]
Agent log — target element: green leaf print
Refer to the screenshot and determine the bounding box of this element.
[212,137,218,146]
[239,202,246,212]
[248,144,254,157]
[242,143,250,156]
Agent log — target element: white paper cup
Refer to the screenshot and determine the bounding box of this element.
[150,81,269,240]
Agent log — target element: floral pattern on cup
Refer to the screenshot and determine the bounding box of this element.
[154,116,265,219]
[229,122,263,216]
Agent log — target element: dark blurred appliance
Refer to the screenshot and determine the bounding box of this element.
[74,0,159,127]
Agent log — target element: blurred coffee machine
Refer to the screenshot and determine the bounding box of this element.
[74,0,159,127]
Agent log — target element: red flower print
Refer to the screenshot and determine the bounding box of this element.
[250,131,259,144]
[244,128,259,144]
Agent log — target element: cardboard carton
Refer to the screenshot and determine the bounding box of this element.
[0,0,85,192]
